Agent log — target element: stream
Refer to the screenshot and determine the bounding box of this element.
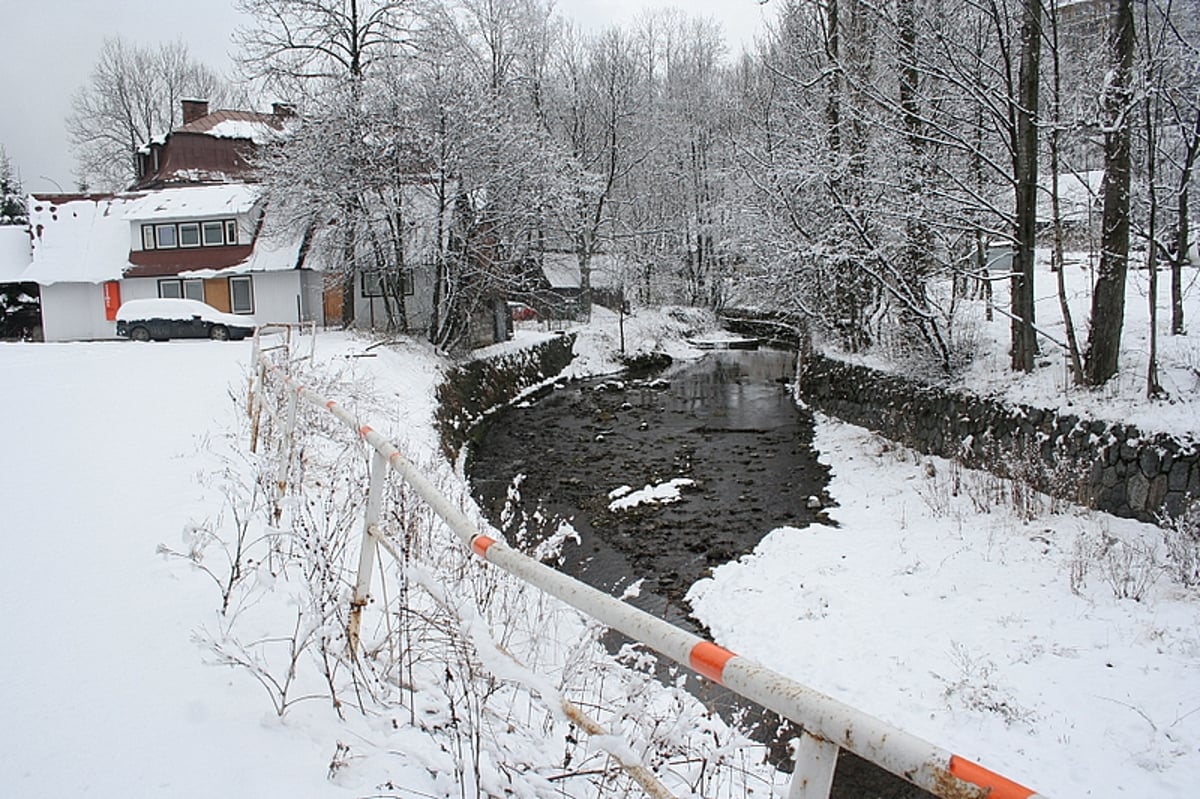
[467,349,930,798]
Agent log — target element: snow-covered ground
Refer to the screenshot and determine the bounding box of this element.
[2,257,1197,797]
[689,257,1200,797]
[0,341,359,797]
[689,418,1200,797]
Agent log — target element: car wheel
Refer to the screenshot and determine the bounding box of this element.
[129,326,151,342]
[209,325,230,341]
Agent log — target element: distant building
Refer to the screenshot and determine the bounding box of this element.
[19,100,324,341]
[132,99,289,189]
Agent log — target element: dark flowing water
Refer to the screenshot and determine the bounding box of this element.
[467,350,930,798]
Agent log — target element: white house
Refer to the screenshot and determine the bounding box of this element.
[21,185,325,341]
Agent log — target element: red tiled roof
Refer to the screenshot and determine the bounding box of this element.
[125,245,254,278]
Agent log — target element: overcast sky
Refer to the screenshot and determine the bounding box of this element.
[0,0,772,194]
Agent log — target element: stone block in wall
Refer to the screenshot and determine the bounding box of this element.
[1140,448,1162,478]
[1169,460,1190,491]
[1148,476,1169,514]
[1128,473,1150,512]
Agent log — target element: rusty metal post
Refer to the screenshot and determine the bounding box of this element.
[788,730,839,799]
[348,449,387,658]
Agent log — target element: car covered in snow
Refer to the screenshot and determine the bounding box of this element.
[115,298,256,342]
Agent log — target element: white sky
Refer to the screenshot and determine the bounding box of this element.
[0,0,772,194]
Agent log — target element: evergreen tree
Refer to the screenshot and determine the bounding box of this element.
[1,146,27,225]
[0,145,39,340]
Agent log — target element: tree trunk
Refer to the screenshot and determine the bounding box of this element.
[1011,0,1041,373]
[1083,0,1135,386]
[1048,0,1084,383]
[1171,107,1199,335]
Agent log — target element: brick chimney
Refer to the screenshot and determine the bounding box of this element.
[181,99,209,125]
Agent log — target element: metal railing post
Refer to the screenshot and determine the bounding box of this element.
[348,449,388,658]
[273,388,299,521]
[787,731,839,799]
[249,361,267,454]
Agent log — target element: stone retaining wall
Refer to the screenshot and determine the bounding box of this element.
[436,334,576,461]
[797,353,1200,523]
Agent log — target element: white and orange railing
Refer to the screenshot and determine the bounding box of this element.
[249,330,1047,799]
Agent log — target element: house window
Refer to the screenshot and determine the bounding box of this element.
[229,276,254,314]
[202,221,224,246]
[361,268,414,298]
[179,223,201,248]
[140,219,238,249]
[158,279,205,301]
[155,224,178,248]
[361,270,384,298]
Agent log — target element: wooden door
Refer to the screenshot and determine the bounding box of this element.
[205,278,232,313]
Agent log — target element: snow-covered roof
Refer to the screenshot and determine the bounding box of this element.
[122,184,261,221]
[541,252,622,290]
[176,109,285,144]
[23,194,133,284]
[147,109,285,150]
[22,186,309,285]
[0,225,32,282]
[176,221,312,279]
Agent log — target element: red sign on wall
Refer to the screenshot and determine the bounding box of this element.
[103,281,121,322]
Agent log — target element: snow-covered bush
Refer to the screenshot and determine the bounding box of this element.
[1161,497,1200,587]
[1069,520,1163,602]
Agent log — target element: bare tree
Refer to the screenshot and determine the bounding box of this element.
[1046,0,1086,384]
[235,0,416,90]
[1082,0,1136,386]
[67,37,226,190]
[1010,0,1042,373]
[237,0,419,328]
[545,25,644,316]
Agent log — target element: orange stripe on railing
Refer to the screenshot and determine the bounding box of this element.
[949,755,1035,799]
[359,425,373,439]
[325,400,337,410]
[689,641,735,684]
[471,535,496,558]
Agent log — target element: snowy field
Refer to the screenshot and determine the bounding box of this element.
[1,257,1197,797]
[0,341,360,797]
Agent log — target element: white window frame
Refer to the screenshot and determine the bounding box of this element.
[179,222,201,248]
[155,224,178,249]
[158,279,182,298]
[202,221,225,246]
[229,276,254,314]
[141,224,156,250]
[157,278,205,301]
[224,220,239,245]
